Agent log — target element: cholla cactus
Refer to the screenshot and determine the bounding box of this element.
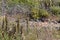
[15,18,19,34]
[26,17,29,34]
[2,14,8,32]
[2,17,4,31]
[20,26,23,40]
[25,12,30,34]
[4,14,8,32]
[20,26,23,35]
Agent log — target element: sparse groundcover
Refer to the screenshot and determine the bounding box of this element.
[50,6,60,16]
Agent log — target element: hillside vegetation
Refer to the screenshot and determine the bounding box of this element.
[0,0,60,20]
[0,0,60,40]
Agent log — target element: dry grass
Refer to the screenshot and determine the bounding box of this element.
[0,16,60,40]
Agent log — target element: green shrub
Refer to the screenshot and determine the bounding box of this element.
[31,8,39,19]
[31,8,50,19]
[50,6,60,16]
[39,9,50,18]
